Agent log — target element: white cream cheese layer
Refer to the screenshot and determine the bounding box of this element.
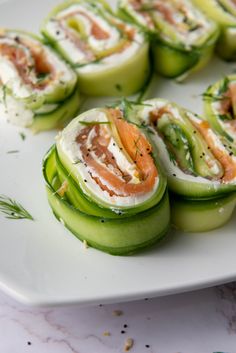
[0,87,33,127]
[56,109,159,208]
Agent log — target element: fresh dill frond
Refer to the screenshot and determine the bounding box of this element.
[19,132,26,141]
[7,150,19,154]
[79,121,111,126]
[0,195,34,220]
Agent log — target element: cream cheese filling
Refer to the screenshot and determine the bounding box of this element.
[56,109,159,208]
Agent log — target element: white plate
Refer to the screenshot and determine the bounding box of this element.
[1,0,236,307]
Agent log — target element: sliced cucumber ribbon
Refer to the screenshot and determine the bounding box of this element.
[41,0,150,96]
[43,106,169,254]
[118,0,219,78]
[131,98,236,231]
[192,0,236,61]
[0,29,79,132]
[204,75,236,147]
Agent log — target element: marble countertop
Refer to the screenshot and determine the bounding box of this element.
[1,283,236,353]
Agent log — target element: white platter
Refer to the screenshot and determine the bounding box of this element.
[0,0,236,307]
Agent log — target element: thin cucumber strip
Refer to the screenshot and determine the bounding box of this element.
[171,192,236,232]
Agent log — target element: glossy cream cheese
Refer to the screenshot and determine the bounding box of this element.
[56,109,159,208]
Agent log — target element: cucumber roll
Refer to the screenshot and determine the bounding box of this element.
[192,0,236,61]
[118,0,219,79]
[0,29,79,132]
[204,75,236,147]
[42,106,170,255]
[132,98,236,232]
[41,0,150,97]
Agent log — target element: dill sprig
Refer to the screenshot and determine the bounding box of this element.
[79,121,111,126]
[0,195,34,220]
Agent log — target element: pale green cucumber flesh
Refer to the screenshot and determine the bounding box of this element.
[152,41,200,78]
[46,186,170,255]
[170,192,236,232]
[30,85,80,133]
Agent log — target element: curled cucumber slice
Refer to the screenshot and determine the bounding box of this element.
[42,105,170,255]
[130,98,236,231]
[0,29,79,131]
[118,0,219,79]
[41,0,150,96]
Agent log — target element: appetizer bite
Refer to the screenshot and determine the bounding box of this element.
[41,0,150,97]
[118,0,219,79]
[192,0,236,61]
[43,105,170,255]
[132,98,236,232]
[204,75,236,147]
[0,29,79,132]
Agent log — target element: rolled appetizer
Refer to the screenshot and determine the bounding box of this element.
[131,98,236,232]
[118,0,219,79]
[43,106,170,255]
[192,0,236,61]
[204,75,236,148]
[0,29,79,132]
[41,0,150,97]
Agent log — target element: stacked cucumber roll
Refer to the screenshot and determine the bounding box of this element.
[118,0,219,79]
[41,0,150,96]
[192,0,236,61]
[0,29,79,132]
[43,105,170,255]
[204,75,236,147]
[131,98,236,232]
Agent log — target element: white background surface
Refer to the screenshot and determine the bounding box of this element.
[1,0,236,307]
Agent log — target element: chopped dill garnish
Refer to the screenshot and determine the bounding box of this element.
[19,132,26,141]
[0,195,34,220]
[79,121,111,126]
[7,150,19,154]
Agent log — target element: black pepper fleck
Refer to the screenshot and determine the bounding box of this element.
[173,174,176,177]
[145,344,150,348]
[229,152,233,156]
[84,179,87,182]
[193,131,196,134]
[27,342,32,346]
[121,330,126,334]
[123,324,128,328]
[101,219,104,223]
